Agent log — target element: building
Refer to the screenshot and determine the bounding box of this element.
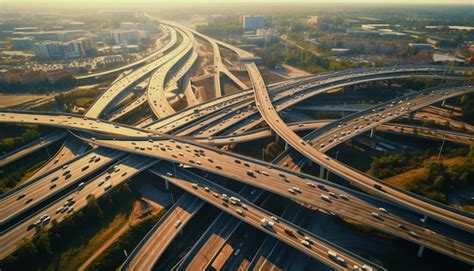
[120,22,140,30]
[33,41,64,59]
[331,48,350,55]
[64,40,85,58]
[242,15,264,30]
[409,43,433,51]
[13,27,38,32]
[13,30,86,42]
[11,37,35,50]
[65,21,85,30]
[77,37,95,54]
[109,30,148,45]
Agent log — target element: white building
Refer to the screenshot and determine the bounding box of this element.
[110,30,149,45]
[242,15,264,30]
[64,40,85,58]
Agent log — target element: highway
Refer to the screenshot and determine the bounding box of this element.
[0,155,157,258]
[0,111,153,137]
[0,148,122,227]
[26,136,90,181]
[1,97,472,266]
[74,25,173,80]
[194,120,474,146]
[249,61,474,233]
[147,28,195,118]
[0,131,66,168]
[150,163,381,271]
[85,26,179,118]
[121,193,204,271]
[75,133,474,264]
[1,16,473,269]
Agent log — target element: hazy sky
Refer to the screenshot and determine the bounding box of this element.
[2,0,474,3]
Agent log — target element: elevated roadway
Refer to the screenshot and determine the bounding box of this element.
[0,132,66,168]
[248,61,474,234]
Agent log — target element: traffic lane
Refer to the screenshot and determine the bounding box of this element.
[1,148,120,224]
[0,155,155,259]
[86,135,474,264]
[153,169,374,271]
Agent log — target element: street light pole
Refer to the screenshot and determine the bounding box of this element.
[437,137,445,161]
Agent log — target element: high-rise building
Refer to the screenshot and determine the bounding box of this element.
[64,40,85,58]
[109,30,148,45]
[11,37,35,50]
[33,41,64,59]
[242,15,265,30]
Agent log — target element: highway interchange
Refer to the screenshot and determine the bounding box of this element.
[1,16,474,271]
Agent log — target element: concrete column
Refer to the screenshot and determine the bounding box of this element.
[285,142,289,150]
[319,166,325,178]
[325,168,330,180]
[370,128,375,138]
[417,245,425,257]
[441,99,446,107]
[275,134,280,143]
[409,112,416,119]
[165,180,170,190]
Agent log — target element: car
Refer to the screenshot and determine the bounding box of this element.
[17,194,26,201]
[301,240,311,247]
[397,224,409,230]
[378,207,389,214]
[192,183,198,189]
[51,176,59,183]
[288,188,297,195]
[82,165,89,171]
[104,183,112,191]
[270,216,279,222]
[284,228,296,237]
[236,209,244,216]
[321,195,331,203]
[50,184,57,190]
[174,220,182,228]
[371,212,382,220]
[64,173,72,180]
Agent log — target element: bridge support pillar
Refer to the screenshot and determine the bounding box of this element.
[165,180,170,190]
[275,134,280,143]
[319,166,326,178]
[441,99,446,107]
[370,128,375,138]
[417,245,425,257]
[409,112,416,119]
[285,142,289,150]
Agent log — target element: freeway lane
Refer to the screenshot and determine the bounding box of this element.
[151,164,381,271]
[76,133,474,264]
[0,155,157,258]
[0,111,153,137]
[74,25,173,81]
[121,193,204,271]
[85,26,179,118]
[194,120,474,146]
[249,61,474,234]
[0,148,122,228]
[147,28,195,118]
[0,131,66,168]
